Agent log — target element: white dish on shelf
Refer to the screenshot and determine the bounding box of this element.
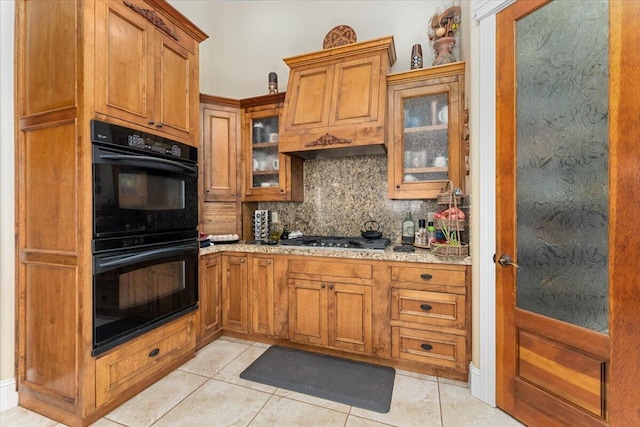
[438,106,448,124]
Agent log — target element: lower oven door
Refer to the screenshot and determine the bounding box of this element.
[93,239,198,356]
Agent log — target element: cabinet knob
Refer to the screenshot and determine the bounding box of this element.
[321,284,326,289]
[420,273,433,280]
[205,189,210,193]
[148,120,155,125]
[396,185,400,189]
[420,343,433,351]
[241,259,245,263]
[267,260,272,265]
[148,348,160,357]
[156,123,163,128]
[329,284,334,290]
[420,304,432,311]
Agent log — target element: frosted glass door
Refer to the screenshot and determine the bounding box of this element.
[514,0,609,333]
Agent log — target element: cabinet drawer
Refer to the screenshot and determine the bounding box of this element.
[96,315,196,406]
[391,327,466,371]
[390,265,466,287]
[288,259,372,280]
[391,289,465,329]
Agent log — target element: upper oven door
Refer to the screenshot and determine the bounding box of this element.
[93,144,198,238]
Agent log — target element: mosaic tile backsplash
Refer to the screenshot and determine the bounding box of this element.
[259,155,456,244]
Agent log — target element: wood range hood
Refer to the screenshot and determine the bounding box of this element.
[278,35,396,159]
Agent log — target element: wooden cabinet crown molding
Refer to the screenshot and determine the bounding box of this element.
[386,61,466,85]
[142,0,208,42]
[283,35,397,68]
[240,92,287,109]
[123,0,179,40]
[200,94,241,108]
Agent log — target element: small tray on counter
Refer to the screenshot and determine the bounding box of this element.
[200,234,240,244]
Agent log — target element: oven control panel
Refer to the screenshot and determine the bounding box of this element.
[91,119,196,162]
[127,135,182,158]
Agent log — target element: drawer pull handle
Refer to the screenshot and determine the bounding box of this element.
[420,273,433,280]
[420,304,433,311]
[148,348,160,357]
[421,343,433,351]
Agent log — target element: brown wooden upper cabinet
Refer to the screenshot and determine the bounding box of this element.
[201,96,241,202]
[242,94,303,202]
[279,36,396,159]
[95,0,201,144]
[387,62,467,199]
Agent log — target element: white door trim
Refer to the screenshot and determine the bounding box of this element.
[470,0,515,407]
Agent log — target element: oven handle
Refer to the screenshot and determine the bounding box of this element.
[98,153,197,175]
[95,243,197,273]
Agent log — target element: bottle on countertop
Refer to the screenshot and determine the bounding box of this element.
[427,221,436,247]
[280,224,289,240]
[269,211,281,241]
[416,219,427,246]
[402,211,415,245]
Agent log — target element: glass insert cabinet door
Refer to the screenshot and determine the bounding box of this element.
[250,114,280,189]
[387,63,465,201]
[402,91,450,182]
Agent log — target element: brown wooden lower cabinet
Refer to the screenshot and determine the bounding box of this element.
[95,314,196,407]
[211,252,471,379]
[251,256,275,336]
[221,254,249,333]
[197,254,222,348]
[391,327,466,371]
[218,253,287,339]
[209,252,471,380]
[289,279,373,355]
[388,262,470,377]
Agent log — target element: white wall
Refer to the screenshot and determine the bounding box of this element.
[169,0,464,98]
[0,0,17,411]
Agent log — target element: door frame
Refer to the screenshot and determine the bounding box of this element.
[471,0,516,408]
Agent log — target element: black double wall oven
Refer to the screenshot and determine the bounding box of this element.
[91,120,199,356]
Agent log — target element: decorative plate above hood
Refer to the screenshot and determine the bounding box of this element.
[278,35,396,159]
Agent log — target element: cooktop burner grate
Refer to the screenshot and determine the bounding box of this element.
[279,236,391,250]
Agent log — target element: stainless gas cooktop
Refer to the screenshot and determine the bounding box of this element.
[279,236,391,251]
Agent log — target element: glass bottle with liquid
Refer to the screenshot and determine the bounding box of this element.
[402,212,415,245]
[427,221,436,247]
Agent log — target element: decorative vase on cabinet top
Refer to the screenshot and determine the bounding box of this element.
[432,37,456,66]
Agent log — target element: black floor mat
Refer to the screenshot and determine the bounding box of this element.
[239,346,395,413]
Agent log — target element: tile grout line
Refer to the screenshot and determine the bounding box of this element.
[437,378,445,427]
[146,341,256,427]
[245,390,278,427]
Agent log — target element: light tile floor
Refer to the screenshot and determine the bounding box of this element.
[1,337,524,427]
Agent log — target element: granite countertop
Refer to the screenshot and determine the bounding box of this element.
[199,242,471,265]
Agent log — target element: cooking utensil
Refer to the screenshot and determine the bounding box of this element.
[361,220,383,239]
